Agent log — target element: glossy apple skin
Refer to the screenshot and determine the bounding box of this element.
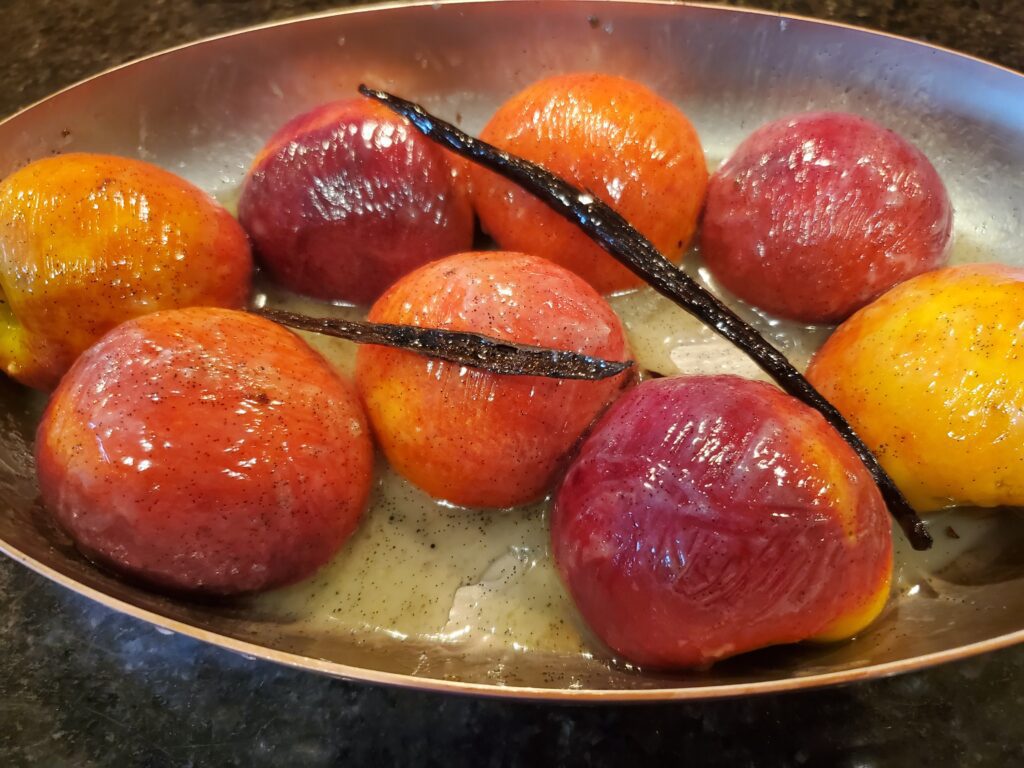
[472,73,708,294]
[807,263,1024,512]
[355,251,632,508]
[0,153,252,390]
[238,99,474,305]
[35,307,374,595]
[552,375,892,669]
[701,112,952,323]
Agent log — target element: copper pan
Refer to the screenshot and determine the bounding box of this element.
[1,0,1023,700]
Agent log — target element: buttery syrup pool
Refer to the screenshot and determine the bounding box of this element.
[246,241,1000,666]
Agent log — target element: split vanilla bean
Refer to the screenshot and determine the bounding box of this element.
[359,84,932,551]
[255,307,632,381]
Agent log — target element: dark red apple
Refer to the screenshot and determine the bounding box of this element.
[239,99,474,304]
[552,375,893,668]
[701,112,952,323]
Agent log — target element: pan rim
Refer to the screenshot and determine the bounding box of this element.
[2,0,1022,701]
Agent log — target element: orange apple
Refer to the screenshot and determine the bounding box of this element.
[807,263,1024,511]
[355,251,632,508]
[471,73,708,294]
[0,153,252,389]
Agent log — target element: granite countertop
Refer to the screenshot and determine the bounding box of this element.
[2,1,1023,765]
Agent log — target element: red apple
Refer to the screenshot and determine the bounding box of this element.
[35,307,374,595]
[238,99,474,304]
[701,112,952,323]
[552,375,893,668]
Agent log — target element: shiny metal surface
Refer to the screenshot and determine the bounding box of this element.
[1,0,1023,700]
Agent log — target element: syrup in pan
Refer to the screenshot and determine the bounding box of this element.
[248,233,1010,664]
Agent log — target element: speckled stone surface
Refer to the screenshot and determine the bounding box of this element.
[2,1,1023,765]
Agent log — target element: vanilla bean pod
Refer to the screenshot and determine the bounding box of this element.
[360,84,932,550]
[256,307,632,381]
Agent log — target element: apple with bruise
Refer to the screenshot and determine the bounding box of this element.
[807,263,1024,512]
[552,375,892,669]
[0,153,252,389]
[355,251,633,508]
[35,307,374,595]
[238,99,474,305]
[471,73,708,294]
[701,112,952,323]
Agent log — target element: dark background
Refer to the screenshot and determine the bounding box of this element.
[2,1,1023,766]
